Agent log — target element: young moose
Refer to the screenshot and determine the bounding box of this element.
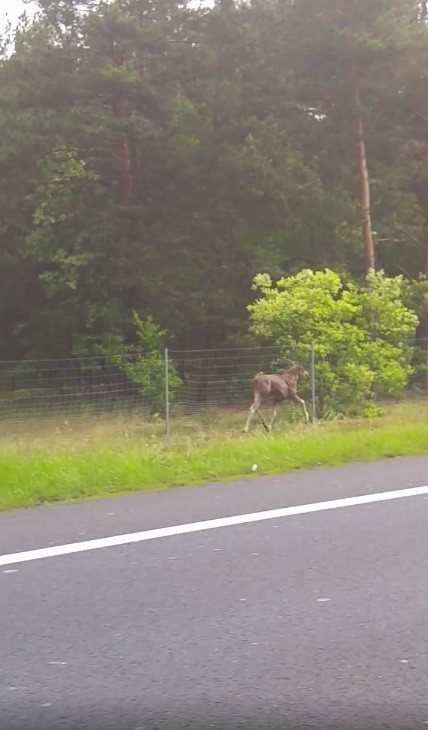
[243,363,309,434]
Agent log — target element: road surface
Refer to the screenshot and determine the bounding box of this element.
[1,456,428,729]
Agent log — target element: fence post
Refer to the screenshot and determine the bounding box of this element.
[311,340,316,423]
[164,347,170,438]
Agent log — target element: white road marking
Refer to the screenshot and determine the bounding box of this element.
[1,484,428,568]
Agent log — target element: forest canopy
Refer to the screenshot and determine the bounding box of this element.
[0,0,427,360]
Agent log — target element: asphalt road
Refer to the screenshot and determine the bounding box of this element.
[1,456,428,730]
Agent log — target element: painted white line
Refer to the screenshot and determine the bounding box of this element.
[1,484,428,568]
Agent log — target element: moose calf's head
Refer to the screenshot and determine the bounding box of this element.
[278,362,308,380]
[296,363,309,379]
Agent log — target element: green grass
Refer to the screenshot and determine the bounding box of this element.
[1,400,428,512]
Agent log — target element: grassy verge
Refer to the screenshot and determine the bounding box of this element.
[1,400,428,512]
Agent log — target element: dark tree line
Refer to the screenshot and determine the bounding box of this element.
[0,0,427,360]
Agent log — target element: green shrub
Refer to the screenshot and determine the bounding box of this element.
[248,269,418,416]
[123,313,182,414]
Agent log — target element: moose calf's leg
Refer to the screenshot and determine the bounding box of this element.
[291,393,310,424]
[257,409,271,433]
[268,402,279,432]
[243,402,257,433]
[300,398,310,424]
[243,395,269,433]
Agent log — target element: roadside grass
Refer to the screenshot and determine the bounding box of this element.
[0,399,428,512]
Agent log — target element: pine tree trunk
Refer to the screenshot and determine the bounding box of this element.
[114,97,134,202]
[423,238,428,277]
[419,239,428,388]
[119,135,133,202]
[351,54,375,274]
[111,38,134,203]
[411,239,428,388]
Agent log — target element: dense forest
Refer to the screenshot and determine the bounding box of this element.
[0,0,427,361]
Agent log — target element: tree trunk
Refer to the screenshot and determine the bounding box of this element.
[423,238,428,277]
[111,39,134,203]
[209,114,223,275]
[419,239,428,388]
[351,54,375,274]
[114,98,134,202]
[119,135,133,202]
[411,239,428,388]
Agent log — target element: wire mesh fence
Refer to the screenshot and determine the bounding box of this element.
[0,345,315,439]
[168,345,316,436]
[0,353,151,434]
[0,337,426,440]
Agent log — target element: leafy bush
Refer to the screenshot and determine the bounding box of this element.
[248,269,418,416]
[402,276,428,388]
[123,313,182,415]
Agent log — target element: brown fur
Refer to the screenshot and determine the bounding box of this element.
[243,363,309,433]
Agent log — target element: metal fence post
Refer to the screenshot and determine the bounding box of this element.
[164,347,170,438]
[311,340,316,423]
